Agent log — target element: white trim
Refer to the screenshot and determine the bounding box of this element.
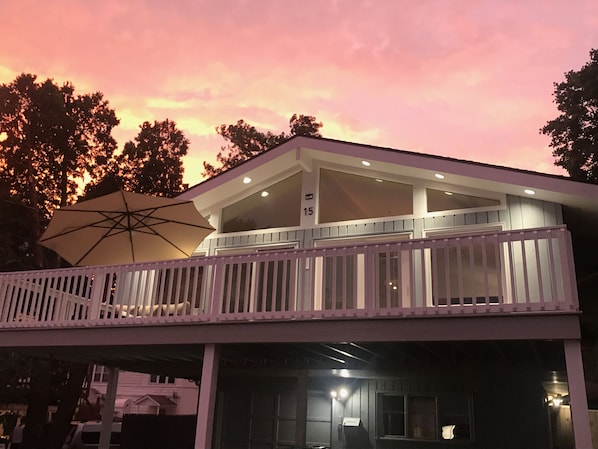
[422,223,511,307]
[314,233,413,311]
[215,242,299,256]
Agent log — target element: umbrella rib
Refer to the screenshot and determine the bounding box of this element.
[132,222,195,258]
[122,192,135,263]
[71,217,131,266]
[39,192,214,266]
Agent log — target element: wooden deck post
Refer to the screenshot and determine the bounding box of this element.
[99,367,119,449]
[195,344,220,449]
[564,339,592,449]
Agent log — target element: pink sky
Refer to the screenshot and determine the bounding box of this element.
[2,0,597,186]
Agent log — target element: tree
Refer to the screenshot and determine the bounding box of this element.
[84,119,189,198]
[0,73,119,266]
[0,73,119,449]
[203,113,323,177]
[541,49,598,183]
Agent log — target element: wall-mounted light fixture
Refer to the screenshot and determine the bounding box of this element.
[547,394,564,408]
[330,386,350,401]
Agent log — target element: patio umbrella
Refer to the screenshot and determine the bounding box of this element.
[38,190,215,266]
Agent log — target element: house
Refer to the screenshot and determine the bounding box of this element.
[1,136,598,449]
[88,366,199,417]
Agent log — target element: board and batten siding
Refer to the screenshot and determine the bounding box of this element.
[333,374,549,449]
[197,195,564,254]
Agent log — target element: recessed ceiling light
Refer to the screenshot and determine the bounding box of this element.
[524,189,536,195]
[435,173,445,179]
[361,160,371,167]
[243,177,252,184]
[444,191,453,196]
[375,179,383,183]
[260,191,269,197]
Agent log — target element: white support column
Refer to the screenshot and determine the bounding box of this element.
[195,344,220,449]
[99,367,119,449]
[564,339,592,449]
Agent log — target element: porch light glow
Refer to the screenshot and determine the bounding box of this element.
[361,160,371,167]
[339,388,349,399]
[330,390,337,398]
[524,189,536,195]
[243,177,252,184]
[548,395,563,407]
[435,173,445,179]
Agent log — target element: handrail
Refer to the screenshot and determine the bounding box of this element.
[0,226,579,327]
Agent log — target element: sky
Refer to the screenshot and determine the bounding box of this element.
[1,0,597,186]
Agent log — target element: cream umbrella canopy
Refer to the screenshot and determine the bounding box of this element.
[39,190,215,266]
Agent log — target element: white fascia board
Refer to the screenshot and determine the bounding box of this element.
[179,136,598,213]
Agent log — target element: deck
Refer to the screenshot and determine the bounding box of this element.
[0,226,579,330]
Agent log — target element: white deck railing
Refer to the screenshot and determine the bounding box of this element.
[0,226,579,328]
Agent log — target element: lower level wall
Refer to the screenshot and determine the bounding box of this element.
[215,369,553,449]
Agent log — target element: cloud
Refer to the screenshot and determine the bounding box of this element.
[1,0,597,186]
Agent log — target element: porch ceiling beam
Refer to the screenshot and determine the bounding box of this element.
[321,344,371,363]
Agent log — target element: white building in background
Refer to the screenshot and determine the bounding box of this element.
[89,366,199,417]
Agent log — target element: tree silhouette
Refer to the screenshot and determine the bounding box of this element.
[84,119,189,198]
[542,49,598,183]
[203,113,322,177]
[0,73,119,449]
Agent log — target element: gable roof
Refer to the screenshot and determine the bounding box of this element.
[132,394,176,407]
[178,136,598,213]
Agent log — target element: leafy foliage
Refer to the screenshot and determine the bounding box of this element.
[0,73,119,449]
[84,119,189,198]
[203,113,322,177]
[542,49,598,183]
[0,73,119,217]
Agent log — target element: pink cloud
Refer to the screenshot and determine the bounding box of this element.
[0,0,596,185]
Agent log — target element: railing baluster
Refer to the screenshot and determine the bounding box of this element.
[0,225,580,326]
[534,234,545,306]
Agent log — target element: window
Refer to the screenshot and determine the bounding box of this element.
[92,365,109,383]
[426,226,504,306]
[319,169,413,223]
[221,172,302,233]
[150,374,175,384]
[426,188,500,212]
[378,393,471,441]
[217,245,298,314]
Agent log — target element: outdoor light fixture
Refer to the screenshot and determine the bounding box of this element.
[243,177,252,184]
[524,189,536,195]
[547,394,564,408]
[330,386,350,400]
[361,160,371,167]
[435,173,445,179]
[261,191,269,197]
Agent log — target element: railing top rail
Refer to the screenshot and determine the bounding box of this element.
[0,225,570,278]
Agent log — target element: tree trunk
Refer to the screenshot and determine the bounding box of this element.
[22,358,51,449]
[44,362,89,449]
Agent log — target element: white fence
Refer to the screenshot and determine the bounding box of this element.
[0,226,579,327]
